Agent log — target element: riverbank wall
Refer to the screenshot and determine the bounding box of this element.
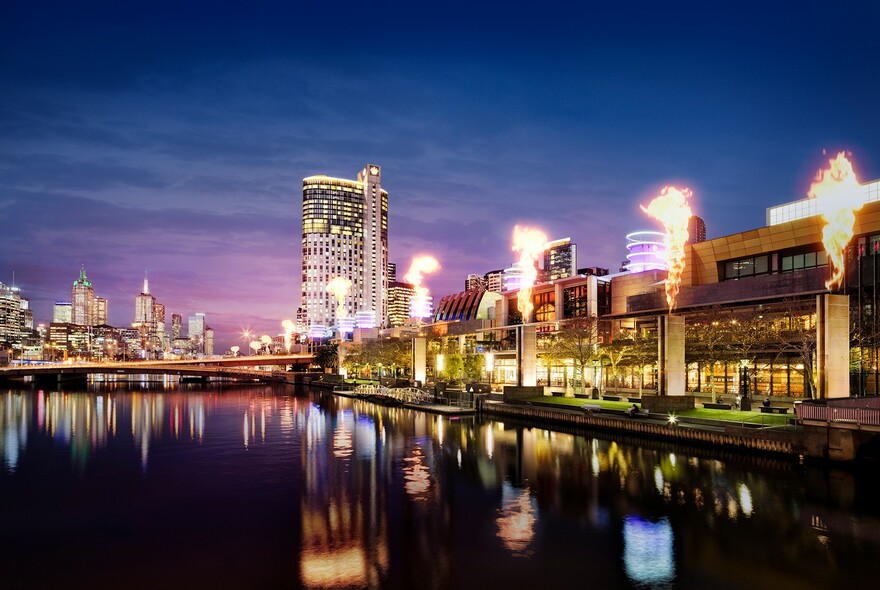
[483,402,805,458]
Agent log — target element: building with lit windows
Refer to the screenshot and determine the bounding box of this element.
[0,282,26,347]
[71,267,95,326]
[388,281,416,327]
[465,274,485,291]
[171,313,182,339]
[53,301,72,323]
[542,237,577,282]
[484,269,504,293]
[94,297,108,325]
[301,165,388,330]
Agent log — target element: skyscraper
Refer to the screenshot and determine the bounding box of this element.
[688,215,707,244]
[171,313,182,339]
[71,266,95,326]
[465,274,486,291]
[94,297,108,325]
[542,238,577,282]
[53,301,72,323]
[388,281,416,327]
[301,164,388,330]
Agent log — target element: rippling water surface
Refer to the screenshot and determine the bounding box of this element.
[1,383,879,590]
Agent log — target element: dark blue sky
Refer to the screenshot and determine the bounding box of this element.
[2,0,879,350]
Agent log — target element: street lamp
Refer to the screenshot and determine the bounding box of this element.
[241,329,253,355]
[486,352,494,391]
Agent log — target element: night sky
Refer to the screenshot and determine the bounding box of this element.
[2,0,879,351]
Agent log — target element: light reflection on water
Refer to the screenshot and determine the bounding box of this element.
[1,384,880,589]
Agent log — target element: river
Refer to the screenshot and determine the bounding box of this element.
[0,382,878,589]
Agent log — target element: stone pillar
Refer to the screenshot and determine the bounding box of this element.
[412,337,427,386]
[658,314,685,396]
[817,293,849,399]
[517,325,537,387]
[554,283,564,321]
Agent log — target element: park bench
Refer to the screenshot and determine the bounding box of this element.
[602,395,621,401]
[760,406,789,414]
[703,402,732,410]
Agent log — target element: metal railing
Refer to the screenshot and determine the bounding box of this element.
[796,404,880,426]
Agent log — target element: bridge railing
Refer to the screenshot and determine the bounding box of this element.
[796,404,880,427]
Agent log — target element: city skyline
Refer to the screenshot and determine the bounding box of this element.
[2,1,879,350]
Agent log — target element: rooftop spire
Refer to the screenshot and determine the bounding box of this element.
[143,271,149,294]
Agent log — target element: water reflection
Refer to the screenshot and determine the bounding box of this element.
[1,388,208,471]
[623,516,675,586]
[1,385,880,589]
[496,482,537,557]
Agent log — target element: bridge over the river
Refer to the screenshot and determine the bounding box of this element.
[0,353,314,386]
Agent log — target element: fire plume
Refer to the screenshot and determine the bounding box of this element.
[281,319,295,352]
[640,186,693,311]
[512,225,548,323]
[326,277,352,322]
[404,256,441,318]
[809,152,863,290]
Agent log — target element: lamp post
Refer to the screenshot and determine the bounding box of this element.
[486,352,494,392]
[241,329,253,355]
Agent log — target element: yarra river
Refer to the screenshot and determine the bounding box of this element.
[1,383,879,590]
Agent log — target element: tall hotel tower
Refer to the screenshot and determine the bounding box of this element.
[301,164,388,331]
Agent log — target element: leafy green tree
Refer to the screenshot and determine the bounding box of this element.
[313,342,339,372]
[548,315,601,395]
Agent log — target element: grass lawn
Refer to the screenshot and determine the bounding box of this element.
[522,396,792,427]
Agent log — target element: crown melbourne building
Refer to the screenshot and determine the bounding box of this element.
[301,165,389,331]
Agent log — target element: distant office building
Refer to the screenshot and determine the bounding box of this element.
[484,269,504,293]
[188,313,206,338]
[465,274,486,291]
[171,313,182,340]
[301,164,388,330]
[688,215,707,244]
[53,301,72,323]
[388,281,416,327]
[205,327,214,356]
[387,262,397,283]
[94,297,108,325]
[71,266,95,326]
[0,282,25,346]
[542,238,577,282]
[577,267,609,277]
[155,303,165,336]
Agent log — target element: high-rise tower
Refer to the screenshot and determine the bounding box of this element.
[71,266,95,326]
[301,164,389,330]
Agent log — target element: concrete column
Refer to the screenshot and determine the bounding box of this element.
[817,293,849,399]
[517,325,537,387]
[412,337,427,386]
[658,314,685,396]
[554,283,564,321]
[500,296,509,326]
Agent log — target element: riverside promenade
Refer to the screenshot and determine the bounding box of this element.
[481,396,804,459]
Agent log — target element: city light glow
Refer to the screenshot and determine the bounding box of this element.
[640,186,693,311]
[808,151,863,289]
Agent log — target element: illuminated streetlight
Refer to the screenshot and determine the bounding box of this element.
[241,329,253,355]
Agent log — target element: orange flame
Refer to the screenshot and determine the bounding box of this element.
[640,186,692,311]
[281,319,295,352]
[404,256,441,318]
[326,277,352,321]
[808,152,863,290]
[512,225,548,322]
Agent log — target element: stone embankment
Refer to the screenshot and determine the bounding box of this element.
[482,402,804,458]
